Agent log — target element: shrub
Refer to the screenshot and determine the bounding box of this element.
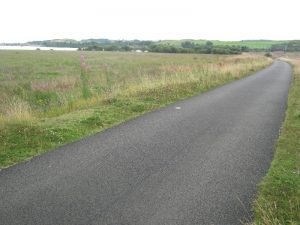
[265,52,272,57]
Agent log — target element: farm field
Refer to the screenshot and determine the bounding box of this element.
[159,40,286,49]
[0,51,271,169]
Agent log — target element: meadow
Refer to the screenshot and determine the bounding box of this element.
[0,51,271,169]
[159,40,286,49]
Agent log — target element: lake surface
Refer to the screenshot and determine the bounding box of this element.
[0,45,78,51]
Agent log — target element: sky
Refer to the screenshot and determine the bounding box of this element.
[1,0,300,43]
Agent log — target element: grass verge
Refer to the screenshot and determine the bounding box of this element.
[252,55,300,225]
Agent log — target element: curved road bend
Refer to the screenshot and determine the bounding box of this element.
[0,61,292,225]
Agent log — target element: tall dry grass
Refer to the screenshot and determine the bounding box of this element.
[31,76,78,92]
[0,97,33,123]
[0,52,271,124]
[0,51,273,170]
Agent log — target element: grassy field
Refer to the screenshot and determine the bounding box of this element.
[159,40,286,49]
[252,53,300,225]
[0,51,271,169]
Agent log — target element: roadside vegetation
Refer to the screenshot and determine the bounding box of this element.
[253,53,300,225]
[0,51,271,169]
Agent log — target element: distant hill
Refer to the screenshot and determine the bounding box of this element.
[2,38,300,54]
[24,39,288,50]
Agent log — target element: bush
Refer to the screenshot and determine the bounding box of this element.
[265,52,272,57]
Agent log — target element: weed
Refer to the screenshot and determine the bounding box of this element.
[80,54,91,99]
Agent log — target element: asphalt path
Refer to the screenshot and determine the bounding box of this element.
[0,60,292,225]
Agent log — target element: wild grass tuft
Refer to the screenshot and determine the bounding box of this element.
[0,97,33,123]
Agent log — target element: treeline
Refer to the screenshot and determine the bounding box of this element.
[29,39,153,51]
[149,41,248,54]
[28,39,82,48]
[81,40,152,52]
[82,41,247,54]
[27,39,246,54]
[25,39,300,54]
[270,40,300,52]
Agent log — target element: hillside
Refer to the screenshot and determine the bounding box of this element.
[2,39,300,54]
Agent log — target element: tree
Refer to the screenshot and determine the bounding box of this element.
[181,41,195,48]
[206,41,213,47]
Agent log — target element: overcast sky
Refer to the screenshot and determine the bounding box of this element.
[1,0,300,43]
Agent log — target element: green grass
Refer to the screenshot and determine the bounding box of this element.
[159,40,286,49]
[0,51,271,169]
[252,54,300,225]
